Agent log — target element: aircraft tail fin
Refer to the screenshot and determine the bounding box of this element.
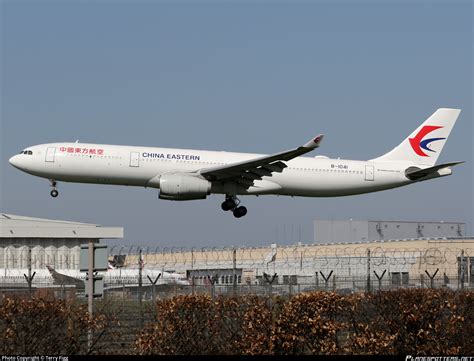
[370,108,461,166]
[46,265,84,288]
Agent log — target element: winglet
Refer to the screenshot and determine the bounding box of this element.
[304,134,324,149]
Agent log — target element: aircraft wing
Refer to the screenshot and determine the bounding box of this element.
[199,134,324,188]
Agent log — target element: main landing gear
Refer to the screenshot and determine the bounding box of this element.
[221,195,247,218]
[50,179,59,198]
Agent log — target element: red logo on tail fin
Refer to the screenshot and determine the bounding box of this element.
[409,125,444,157]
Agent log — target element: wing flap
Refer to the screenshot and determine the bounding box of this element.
[237,178,255,187]
[249,167,273,177]
[261,161,287,173]
[242,172,262,181]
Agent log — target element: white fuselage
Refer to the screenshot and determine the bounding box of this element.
[0,268,189,286]
[9,142,424,197]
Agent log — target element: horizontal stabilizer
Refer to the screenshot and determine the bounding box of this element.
[405,161,464,180]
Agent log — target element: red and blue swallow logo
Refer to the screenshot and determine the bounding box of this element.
[409,125,445,157]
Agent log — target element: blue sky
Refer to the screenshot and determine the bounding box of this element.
[1,0,472,247]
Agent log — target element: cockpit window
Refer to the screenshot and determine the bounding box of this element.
[28,150,33,155]
[20,150,33,155]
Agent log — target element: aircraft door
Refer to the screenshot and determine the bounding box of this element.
[45,147,56,162]
[130,152,140,167]
[365,165,374,181]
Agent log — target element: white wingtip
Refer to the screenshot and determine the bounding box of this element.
[304,134,324,148]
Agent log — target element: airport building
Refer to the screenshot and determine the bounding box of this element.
[121,236,474,291]
[0,213,123,270]
[314,219,466,243]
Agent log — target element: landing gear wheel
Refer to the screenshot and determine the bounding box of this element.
[221,195,246,217]
[49,179,58,198]
[221,195,239,212]
[221,199,236,211]
[233,206,247,218]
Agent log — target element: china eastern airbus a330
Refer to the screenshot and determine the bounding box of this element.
[9,108,463,218]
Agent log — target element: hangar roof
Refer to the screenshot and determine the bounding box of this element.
[0,213,123,239]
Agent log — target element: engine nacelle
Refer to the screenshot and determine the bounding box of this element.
[159,174,211,200]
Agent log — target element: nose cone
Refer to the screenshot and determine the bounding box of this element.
[9,155,22,169]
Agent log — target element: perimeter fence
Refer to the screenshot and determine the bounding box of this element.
[0,243,473,300]
[105,243,474,295]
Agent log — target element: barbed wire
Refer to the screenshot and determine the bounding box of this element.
[103,245,474,273]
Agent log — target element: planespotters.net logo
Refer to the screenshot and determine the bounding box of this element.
[406,356,474,361]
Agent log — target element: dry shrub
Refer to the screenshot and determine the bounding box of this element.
[3,289,471,355]
[136,290,473,355]
[271,291,352,355]
[135,295,273,355]
[454,291,474,354]
[0,296,107,355]
[342,292,397,354]
[349,288,469,355]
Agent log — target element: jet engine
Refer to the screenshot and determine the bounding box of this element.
[158,174,211,200]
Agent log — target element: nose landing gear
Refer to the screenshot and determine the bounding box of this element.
[221,195,247,218]
[50,180,59,198]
